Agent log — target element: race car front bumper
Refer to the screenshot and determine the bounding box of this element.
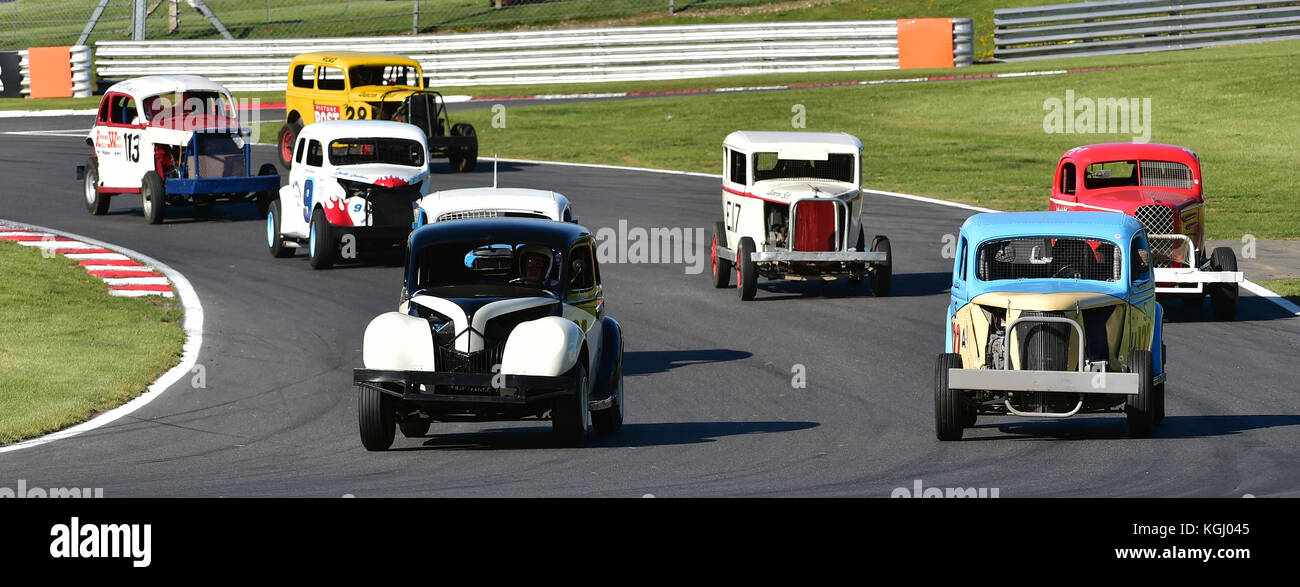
[164,175,280,195]
[716,248,886,263]
[353,368,579,406]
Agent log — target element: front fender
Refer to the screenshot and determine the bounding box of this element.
[593,316,623,398]
[363,312,435,371]
[501,316,584,377]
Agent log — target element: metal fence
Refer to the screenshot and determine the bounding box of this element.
[95,20,980,90]
[994,0,1300,61]
[1,0,791,51]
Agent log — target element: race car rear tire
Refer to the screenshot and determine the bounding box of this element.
[308,207,337,270]
[84,158,109,215]
[711,221,731,288]
[266,200,295,258]
[1209,247,1238,321]
[737,237,757,301]
[277,120,301,169]
[870,235,892,297]
[552,364,589,447]
[1125,350,1156,438]
[358,385,396,451]
[399,421,430,438]
[254,163,278,218]
[449,123,478,172]
[142,170,166,225]
[934,353,965,441]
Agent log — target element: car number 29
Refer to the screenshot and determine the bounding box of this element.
[122,133,141,163]
[724,201,743,232]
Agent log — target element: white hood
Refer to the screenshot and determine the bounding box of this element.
[418,187,568,222]
[750,179,858,203]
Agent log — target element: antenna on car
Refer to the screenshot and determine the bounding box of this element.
[493,154,498,189]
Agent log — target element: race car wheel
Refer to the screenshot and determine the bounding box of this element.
[399,420,430,438]
[870,235,892,297]
[84,158,109,215]
[934,353,965,441]
[308,207,337,270]
[1125,350,1156,438]
[254,163,278,218]
[277,121,301,169]
[711,221,731,288]
[592,362,624,436]
[552,363,589,447]
[737,237,757,301]
[141,170,166,225]
[1209,247,1238,321]
[449,123,478,172]
[358,385,396,451]
[266,200,294,258]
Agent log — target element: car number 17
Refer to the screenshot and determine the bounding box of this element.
[724,201,743,232]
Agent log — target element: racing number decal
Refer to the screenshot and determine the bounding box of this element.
[724,201,743,232]
[343,105,369,120]
[123,133,140,163]
[302,178,314,223]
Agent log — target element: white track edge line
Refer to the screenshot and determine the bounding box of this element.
[0,220,203,454]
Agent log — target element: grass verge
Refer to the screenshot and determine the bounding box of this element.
[0,240,183,445]
[1256,279,1300,307]
[431,40,1300,240]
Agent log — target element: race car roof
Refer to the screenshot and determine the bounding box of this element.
[290,51,422,69]
[408,218,590,254]
[104,75,232,99]
[724,131,862,155]
[299,120,429,144]
[1059,142,1199,167]
[960,210,1145,246]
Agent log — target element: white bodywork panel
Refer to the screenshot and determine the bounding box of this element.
[363,312,436,371]
[500,316,585,377]
[418,187,570,224]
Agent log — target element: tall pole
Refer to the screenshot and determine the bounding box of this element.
[133,0,146,41]
[413,0,419,35]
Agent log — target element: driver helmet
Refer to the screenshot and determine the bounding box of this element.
[516,244,553,285]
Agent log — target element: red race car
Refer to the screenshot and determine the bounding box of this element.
[1049,143,1242,320]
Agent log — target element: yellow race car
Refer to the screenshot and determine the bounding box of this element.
[280,51,477,172]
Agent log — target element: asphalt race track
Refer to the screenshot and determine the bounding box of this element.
[1,116,1298,497]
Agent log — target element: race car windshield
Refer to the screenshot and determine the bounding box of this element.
[409,241,562,295]
[329,139,425,167]
[977,237,1121,282]
[753,152,855,183]
[349,65,421,88]
[141,91,236,123]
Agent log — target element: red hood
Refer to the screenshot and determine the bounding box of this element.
[1076,188,1202,213]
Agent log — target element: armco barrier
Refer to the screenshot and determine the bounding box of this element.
[995,0,1300,61]
[91,20,972,92]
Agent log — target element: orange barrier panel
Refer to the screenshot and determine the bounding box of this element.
[897,19,954,70]
[27,46,73,99]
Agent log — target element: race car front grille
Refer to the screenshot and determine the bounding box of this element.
[1134,204,1175,267]
[1016,311,1071,372]
[437,209,499,222]
[792,199,839,252]
[434,342,506,374]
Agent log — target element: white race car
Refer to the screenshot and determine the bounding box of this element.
[266,119,430,268]
[416,184,575,225]
[78,75,279,223]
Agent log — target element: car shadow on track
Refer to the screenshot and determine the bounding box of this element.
[394,420,820,451]
[623,349,752,376]
[963,414,1300,440]
[1163,295,1298,323]
[746,271,952,301]
[104,202,265,223]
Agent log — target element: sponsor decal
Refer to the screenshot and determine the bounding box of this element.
[315,104,341,121]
